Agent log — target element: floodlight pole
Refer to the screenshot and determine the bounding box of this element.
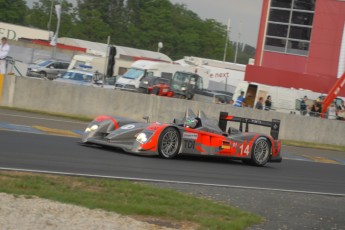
[48,0,54,33]
[223,18,231,92]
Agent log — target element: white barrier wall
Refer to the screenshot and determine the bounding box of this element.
[2,76,345,146]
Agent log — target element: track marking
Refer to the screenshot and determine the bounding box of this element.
[32,126,82,138]
[0,122,44,134]
[0,167,344,197]
[0,112,88,124]
[302,155,340,165]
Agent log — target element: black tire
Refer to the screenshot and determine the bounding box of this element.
[151,87,159,95]
[187,94,194,100]
[250,137,271,166]
[39,71,47,78]
[158,127,181,159]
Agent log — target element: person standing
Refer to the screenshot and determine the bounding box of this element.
[300,96,308,115]
[327,103,337,120]
[337,100,345,120]
[234,91,245,107]
[0,37,10,74]
[310,99,322,117]
[264,95,272,111]
[255,97,264,110]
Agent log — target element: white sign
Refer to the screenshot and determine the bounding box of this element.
[183,132,198,140]
[121,124,135,130]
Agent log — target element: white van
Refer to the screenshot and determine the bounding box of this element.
[114,60,199,91]
[68,54,131,76]
[233,81,322,114]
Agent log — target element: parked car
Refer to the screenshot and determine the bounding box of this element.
[27,59,69,80]
[54,69,116,89]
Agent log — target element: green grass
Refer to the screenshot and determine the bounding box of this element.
[0,171,261,230]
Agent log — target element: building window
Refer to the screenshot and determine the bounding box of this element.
[271,0,292,9]
[264,0,316,56]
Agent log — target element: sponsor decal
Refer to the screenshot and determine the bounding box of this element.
[221,141,231,149]
[184,140,195,149]
[183,132,198,140]
[121,124,135,130]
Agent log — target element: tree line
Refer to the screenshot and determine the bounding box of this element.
[0,0,255,63]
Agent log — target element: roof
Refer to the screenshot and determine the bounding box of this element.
[58,37,172,62]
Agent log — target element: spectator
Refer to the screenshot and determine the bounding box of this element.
[0,37,10,74]
[234,91,245,107]
[310,99,322,117]
[255,97,264,110]
[327,103,337,120]
[229,99,234,106]
[337,100,345,120]
[264,95,272,111]
[300,96,308,115]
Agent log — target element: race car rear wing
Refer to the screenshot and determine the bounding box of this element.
[218,112,281,140]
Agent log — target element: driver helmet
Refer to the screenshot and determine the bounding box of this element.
[184,117,198,128]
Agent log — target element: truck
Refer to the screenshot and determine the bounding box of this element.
[232,81,322,114]
[114,60,199,91]
[68,54,131,77]
[147,71,203,99]
[175,56,246,93]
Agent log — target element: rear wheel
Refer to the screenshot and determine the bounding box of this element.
[251,137,270,166]
[158,127,181,159]
[151,87,159,95]
[39,71,47,78]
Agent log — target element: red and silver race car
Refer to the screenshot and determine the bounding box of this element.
[81,110,282,166]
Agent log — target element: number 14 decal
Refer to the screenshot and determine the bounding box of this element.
[239,144,250,155]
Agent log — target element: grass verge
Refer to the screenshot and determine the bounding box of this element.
[0,171,261,230]
[0,106,93,122]
[282,140,345,152]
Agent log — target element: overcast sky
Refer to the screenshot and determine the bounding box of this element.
[26,0,263,47]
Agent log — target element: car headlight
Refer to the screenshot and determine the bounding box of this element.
[181,87,187,91]
[143,81,148,84]
[31,68,38,72]
[85,124,99,133]
[136,133,148,144]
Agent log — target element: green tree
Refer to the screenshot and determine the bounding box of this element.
[25,0,76,37]
[72,8,111,42]
[77,0,126,44]
[0,0,27,24]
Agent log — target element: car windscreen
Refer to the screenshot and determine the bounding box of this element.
[62,72,93,82]
[122,68,144,80]
[171,72,194,89]
[37,60,53,67]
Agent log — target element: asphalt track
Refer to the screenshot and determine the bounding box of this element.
[1,108,345,229]
[0,130,344,196]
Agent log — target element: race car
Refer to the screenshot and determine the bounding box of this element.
[81,110,282,166]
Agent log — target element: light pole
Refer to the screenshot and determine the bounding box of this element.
[234,22,242,64]
[223,18,231,62]
[47,0,54,33]
[223,18,231,91]
[157,42,163,52]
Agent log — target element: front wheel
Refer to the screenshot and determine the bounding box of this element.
[39,71,47,78]
[158,127,181,159]
[251,137,271,166]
